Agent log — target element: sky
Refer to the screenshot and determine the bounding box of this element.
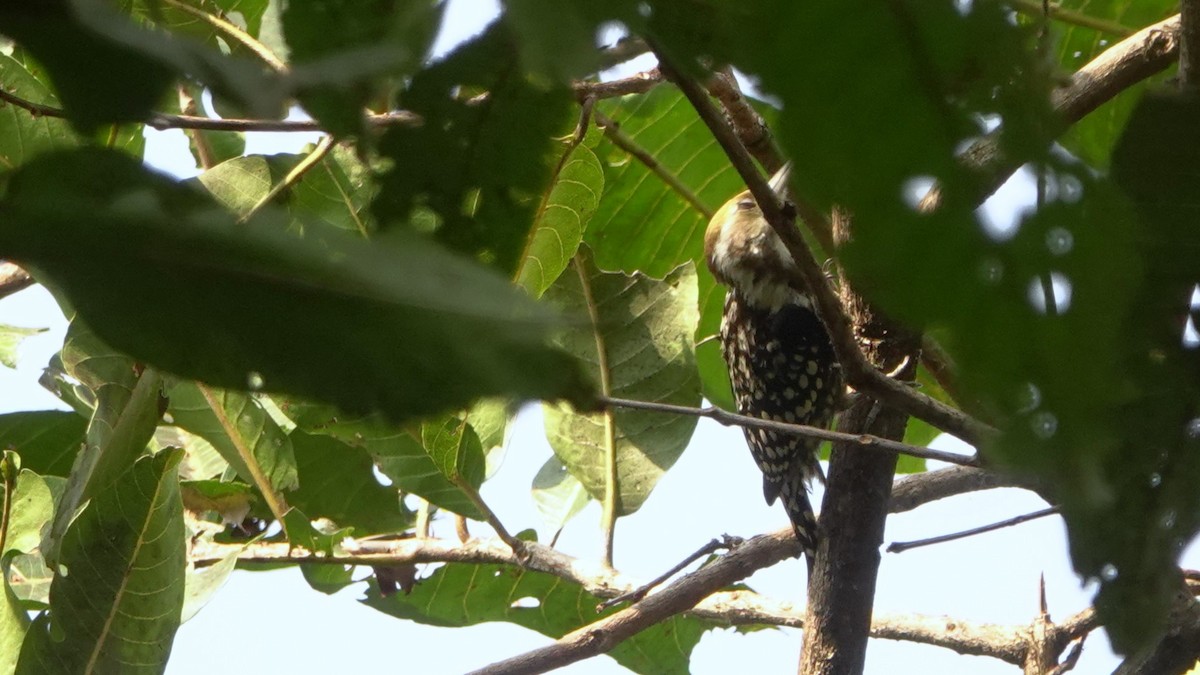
[2,1,1198,673]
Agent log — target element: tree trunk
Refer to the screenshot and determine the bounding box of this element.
[799,208,921,674]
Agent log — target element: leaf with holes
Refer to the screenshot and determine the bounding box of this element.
[283,403,485,521]
[542,250,700,515]
[16,449,185,674]
[287,431,412,535]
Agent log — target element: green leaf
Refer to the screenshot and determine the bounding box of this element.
[288,430,412,535]
[0,148,595,424]
[0,412,86,478]
[283,403,485,520]
[420,415,485,491]
[0,325,45,370]
[198,150,374,236]
[1,454,55,557]
[280,509,354,594]
[282,0,443,136]
[542,251,701,514]
[1048,1,1177,167]
[46,326,164,565]
[587,87,748,277]
[181,543,241,624]
[515,144,604,297]
[1,551,30,675]
[167,381,299,493]
[0,1,280,134]
[374,21,575,274]
[16,449,186,675]
[361,535,718,674]
[531,455,590,530]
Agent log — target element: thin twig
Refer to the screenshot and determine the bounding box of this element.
[1008,0,1135,36]
[0,87,423,132]
[593,109,713,219]
[887,506,1059,554]
[452,477,524,556]
[597,534,743,610]
[651,45,996,448]
[601,394,978,468]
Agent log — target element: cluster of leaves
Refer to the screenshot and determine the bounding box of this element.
[0,0,1196,672]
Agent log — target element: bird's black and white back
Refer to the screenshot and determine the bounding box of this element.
[703,166,841,557]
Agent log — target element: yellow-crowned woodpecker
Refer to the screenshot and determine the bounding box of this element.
[703,164,841,557]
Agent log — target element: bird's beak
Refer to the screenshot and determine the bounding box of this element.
[767,162,792,200]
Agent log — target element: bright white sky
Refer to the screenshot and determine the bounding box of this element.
[2,1,1198,673]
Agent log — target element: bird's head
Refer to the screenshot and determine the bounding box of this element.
[703,163,803,310]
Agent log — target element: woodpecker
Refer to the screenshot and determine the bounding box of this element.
[703,164,841,557]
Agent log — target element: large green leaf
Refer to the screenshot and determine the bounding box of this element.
[0,0,279,134]
[46,323,163,564]
[543,251,700,515]
[0,413,86,478]
[281,0,442,135]
[288,431,412,535]
[514,144,604,297]
[282,402,485,520]
[373,21,575,274]
[587,87,746,278]
[167,381,298,494]
[17,449,186,675]
[0,148,594,424]
[361,534,717,674]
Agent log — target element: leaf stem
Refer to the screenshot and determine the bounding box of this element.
[159,0,287,71]
[1008,0,1134,37]
[196,384,290,533]
[574,254,619,567]
[240,134,336,223]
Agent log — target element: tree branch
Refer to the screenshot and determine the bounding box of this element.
[1008,0,1135,37]
[886,506,1059,554]
[0,263,34,301]
[920,13,1182,212]
[195,530,1107,670]
[889,465,1038,513]
[599,395,977,467]
[651,47,995,448]
[1182,1,1200,87]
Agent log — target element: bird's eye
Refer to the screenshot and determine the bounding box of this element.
[736,198,757,211]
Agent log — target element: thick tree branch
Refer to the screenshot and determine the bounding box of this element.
[920,14,1182,212]
[889,465,1038,513]
[599,395,977,467]
[651,47,995,448]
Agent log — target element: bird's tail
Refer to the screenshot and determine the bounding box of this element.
[778,478,819,559]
